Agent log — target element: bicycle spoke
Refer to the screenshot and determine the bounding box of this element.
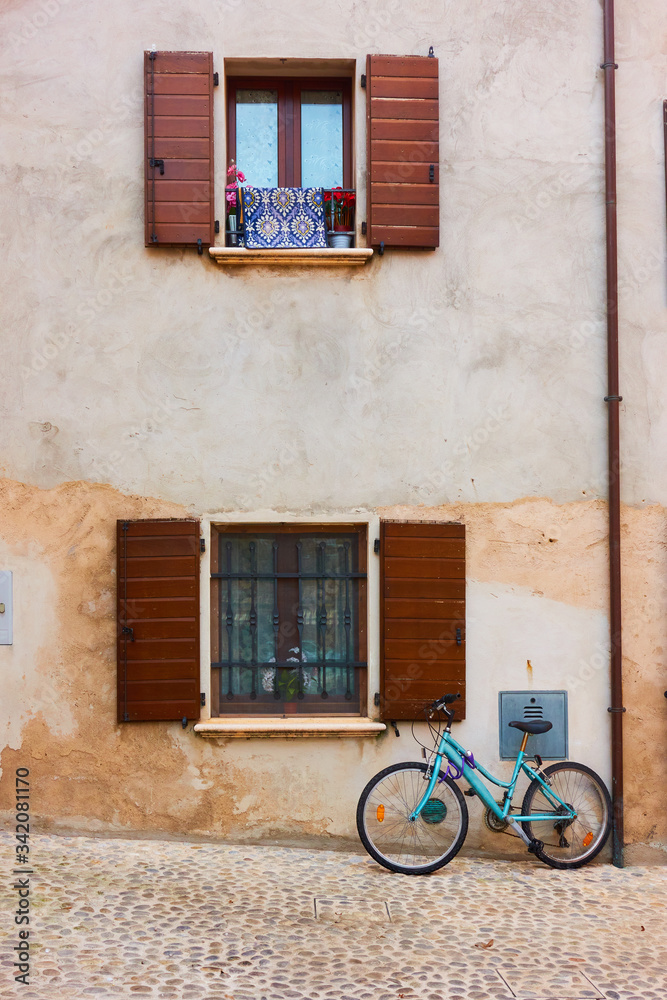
[521,763,611,868]
[358,763,468,873]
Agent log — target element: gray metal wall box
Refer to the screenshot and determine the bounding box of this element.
[0,571,13,645]
[498,690,568,760]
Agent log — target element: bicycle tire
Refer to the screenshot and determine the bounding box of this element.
[356,761,468,875]
[521,762,611,869]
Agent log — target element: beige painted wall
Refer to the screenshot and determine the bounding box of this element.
[1,0,666,857]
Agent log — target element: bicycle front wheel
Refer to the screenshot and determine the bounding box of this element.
[521,762,611,869]
[356,762,468,875]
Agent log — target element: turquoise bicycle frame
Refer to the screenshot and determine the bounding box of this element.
[409,728,576,847]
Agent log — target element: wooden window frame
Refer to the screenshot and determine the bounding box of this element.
[226,76,353,188]
[210,522,367,718]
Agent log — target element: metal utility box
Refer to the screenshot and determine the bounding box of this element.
[498,690,568,760]
[0,571,13,645]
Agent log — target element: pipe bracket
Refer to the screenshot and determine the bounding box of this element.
[600,61,619,69]
[607,707,626,713]
[604,395,623,402]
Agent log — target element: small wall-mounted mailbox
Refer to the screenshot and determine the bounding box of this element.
[0,571,13,645]
[498,690,568,760]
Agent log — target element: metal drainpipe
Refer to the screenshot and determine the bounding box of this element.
[601,0,624,868]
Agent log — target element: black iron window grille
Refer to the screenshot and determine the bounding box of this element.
[210,529,367,715]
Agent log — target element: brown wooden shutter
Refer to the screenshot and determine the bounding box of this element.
[366,54,439,249]
[380,521,465,721]
[117,519,200,722]
[144,51,215,249]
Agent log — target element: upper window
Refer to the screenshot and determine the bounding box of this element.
[226,77,352,188]
[210,524,367,716]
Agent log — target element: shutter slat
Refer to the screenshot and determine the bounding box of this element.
[145,50,215,248]
[386,619,462,639]
[149,51,210,73]
[371,139,439,160]
[366,53,439,249]
[148,224,212,243]
[380,521,465,721]
[152,116,210,138]
[386,640,465,659]
[148,203,211,224]
[368,226,439,248]
[385,598,465,619]
[117,519,200,722]
[370,98,439,120]
[371,183,438,205]
[151,73,211,95]
[154,181,211,201]
[371,162,438,185]
[385,578,465,600]
[369,55,439,77]
[372,206,439,227]
[370,119,439,141]
[149,159,210,179]
[151,95,211,116]
[152,138,211,158]
[122,598,198,618]
[371,77,439,99]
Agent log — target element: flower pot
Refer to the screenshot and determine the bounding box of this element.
[329,233,352,249]
[227,213,238,247]
[283,701,298,715]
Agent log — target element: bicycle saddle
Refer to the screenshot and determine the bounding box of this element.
[509,720,553,734]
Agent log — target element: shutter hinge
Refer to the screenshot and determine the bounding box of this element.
[182,717,188,729]
[213,71,219,86]
[361,221,367,236]
[214,220,220,234]
[428,46,435,57]
[429,163,435,182]
[200,537,206,553]
[200,692,206,707]
[121,521,130,532]
[149,50,157,62]
[197,239,203,255]
[373,538,380,554]
[123,712,130,722]
[374,692,381,707]
[360,73,366,88]
[390,720,400,737]
[379,241,385,256]
[456,627,462,645]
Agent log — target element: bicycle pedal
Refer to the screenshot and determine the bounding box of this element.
[527,839,544,855]
[463,788,476,797]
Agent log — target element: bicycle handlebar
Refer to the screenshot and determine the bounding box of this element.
[430,692,461,713]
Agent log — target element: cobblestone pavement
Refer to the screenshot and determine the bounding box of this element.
[2,832,666,1000]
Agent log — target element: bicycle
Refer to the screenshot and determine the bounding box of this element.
[356,693,612,874]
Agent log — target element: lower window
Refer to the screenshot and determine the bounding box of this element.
[210,524,367,715]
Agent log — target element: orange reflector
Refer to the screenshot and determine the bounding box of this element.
[376,804,385,822]
[583,831,594,847]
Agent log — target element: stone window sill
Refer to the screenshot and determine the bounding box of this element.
[208,247,373,267]
[194,717,386,739]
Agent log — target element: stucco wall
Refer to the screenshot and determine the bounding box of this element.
[1,0,666,858]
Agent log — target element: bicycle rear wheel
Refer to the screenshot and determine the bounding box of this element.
[356,762,468,875]
[521,762,611,869]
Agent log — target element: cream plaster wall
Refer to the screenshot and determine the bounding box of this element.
[0,0,666,856]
